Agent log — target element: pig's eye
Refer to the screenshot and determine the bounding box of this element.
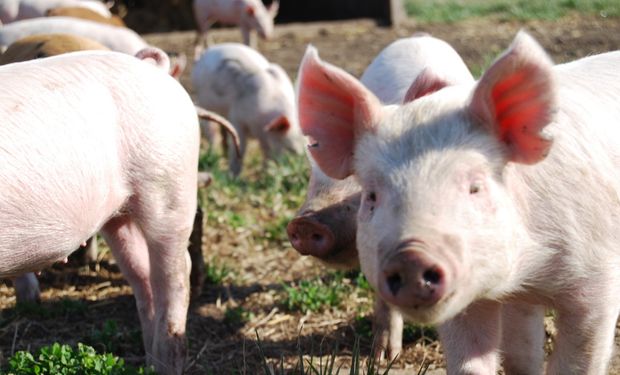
[368,192,377,202]
[469,181,482,195]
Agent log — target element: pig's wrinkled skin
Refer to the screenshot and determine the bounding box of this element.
[46,6,125,27]
[0,0,111,24]
[192,42,304,176]
[288,34,474,361]
[0,48,199,374]
[298,31,620,374]
[193,0,279,49]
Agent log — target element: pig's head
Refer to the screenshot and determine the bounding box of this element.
[297,32,556,324]
[260,63,305,158]
[242,0,278,40]
[287,153,362,269]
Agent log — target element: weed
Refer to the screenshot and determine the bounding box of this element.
[204,262,231,285]
[87,320,121,354]
[282,274,351,313]
[4,343,154,375]
[224,306,254,326]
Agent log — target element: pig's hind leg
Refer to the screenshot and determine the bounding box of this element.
[130,183,196,374]
[100,216,155,359]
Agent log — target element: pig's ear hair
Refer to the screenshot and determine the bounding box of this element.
[265,115,290,133]
[297,45,381,180]
[403,68,454,103]
[469,31,556,164]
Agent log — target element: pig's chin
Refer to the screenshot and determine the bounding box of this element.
[394,288,475,325]
[318,245,360,270]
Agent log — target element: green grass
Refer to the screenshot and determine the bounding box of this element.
[282,273,352,314]
[204,261,232,285]
[3,343,153,375]
[405,0,620,23]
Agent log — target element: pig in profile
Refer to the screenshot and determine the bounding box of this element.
[0,47,199,374]
[192,42,304,176]
[297,32,620,374]
[193,0,279,49]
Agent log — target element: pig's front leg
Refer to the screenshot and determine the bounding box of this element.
[227,124,247,177]
[500,302,545,375]
[438,300,502,375]
[13,273,40,304]
[547,287,620,375]
[373,297,403,361]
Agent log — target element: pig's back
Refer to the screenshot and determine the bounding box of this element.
[192,43,268,112]
[361,36,473,105]
[0,51,198,276]
[0,17,147,54]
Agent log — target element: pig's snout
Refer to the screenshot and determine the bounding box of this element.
[287,215,335,258]
[379,248,446,309]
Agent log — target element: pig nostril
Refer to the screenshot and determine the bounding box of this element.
[311,233,323,242]
[386,273,403,296]
[422,268,441,286]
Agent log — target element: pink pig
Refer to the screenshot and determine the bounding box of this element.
[297,31,620,374]
[0,0,111,24]
[192,42,304,176]
[193,0,279,48]
[0,17,186,79]
[287,34,474,361]
[0,47,199,374]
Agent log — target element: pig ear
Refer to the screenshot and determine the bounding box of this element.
[245,5,255,16]
[469,31,556,164]
[265,115,290,133]
[297,45,381,180]
[268,0,279,17]
[403,68,453,103]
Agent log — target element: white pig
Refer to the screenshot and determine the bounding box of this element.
[0,17,187,79]
[192,42,304,176]
[193,0,279,49]
[0,47,199,374]
[297,31,620,374]
[287,34,474,361]
[0,0,111,24]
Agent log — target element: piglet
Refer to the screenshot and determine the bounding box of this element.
[287,34,473,361]
[192,42,304,176]
[0,47,200,374]
[193,0,279,49]
[297,31,620,374]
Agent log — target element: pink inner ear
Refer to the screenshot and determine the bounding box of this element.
[403,68,451,103]
[490,65,553,163]
[297,46,380,180]
[265,115,290,133]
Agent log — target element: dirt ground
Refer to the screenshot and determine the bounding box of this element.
[2,13,620,374]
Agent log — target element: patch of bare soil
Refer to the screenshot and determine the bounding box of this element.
[2,13,620,374]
